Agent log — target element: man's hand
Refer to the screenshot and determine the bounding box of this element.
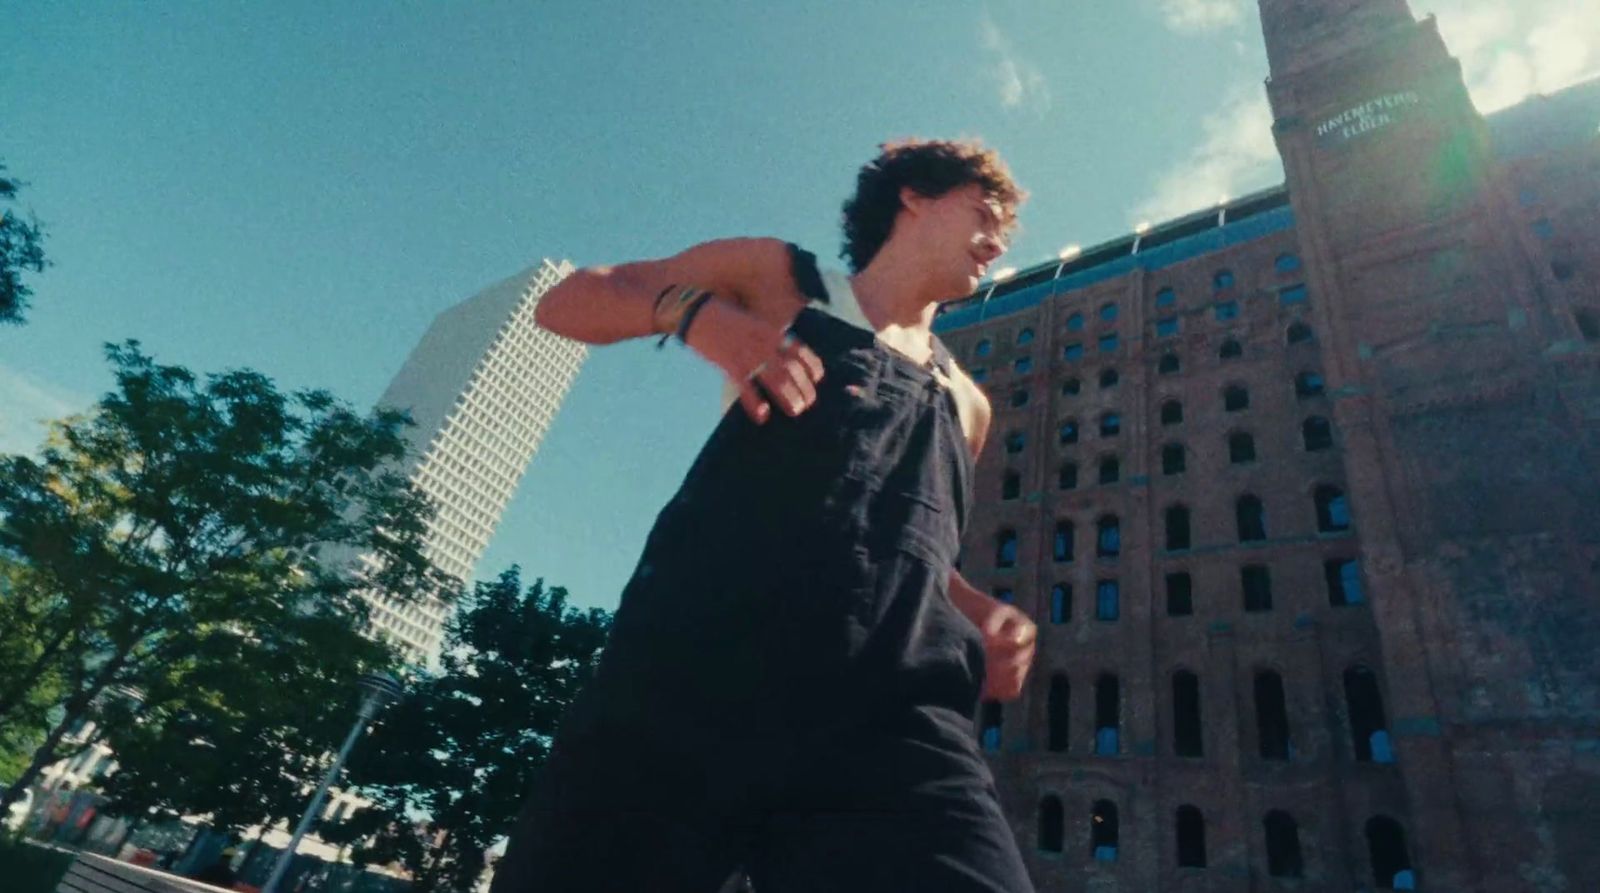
[978,600,1037,702]
[685,297,824,424]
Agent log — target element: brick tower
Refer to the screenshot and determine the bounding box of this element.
[1261,0,1600,888]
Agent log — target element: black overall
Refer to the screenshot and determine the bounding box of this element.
[491,247,1035,893]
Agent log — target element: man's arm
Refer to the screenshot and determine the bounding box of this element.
[533,237,823,422]
[942,381,1035,702]
[533,237,794,344]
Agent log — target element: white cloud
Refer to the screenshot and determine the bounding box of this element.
[1131,88,1283,224]
[1132,0,1600,224]
[0,361,91,458]
[1424,0,1600,111]
[1158,0,1247,34]
[980,16,1051,113]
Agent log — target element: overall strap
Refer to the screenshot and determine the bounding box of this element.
[786,243,831,305]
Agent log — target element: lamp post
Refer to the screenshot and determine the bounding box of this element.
[260,671,403,893]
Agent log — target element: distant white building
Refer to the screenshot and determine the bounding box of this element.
[362,259,585,664]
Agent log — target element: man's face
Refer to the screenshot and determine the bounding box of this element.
[907,182,1010,298]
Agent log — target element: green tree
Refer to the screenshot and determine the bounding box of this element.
[0,340,451,814]
[0,161,49,326]
[325,569,611,893]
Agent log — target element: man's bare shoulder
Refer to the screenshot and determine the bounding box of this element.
[941,359,992,458]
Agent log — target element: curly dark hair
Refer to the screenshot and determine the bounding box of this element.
[840,138,1025,273]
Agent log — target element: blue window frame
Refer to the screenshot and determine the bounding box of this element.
[1064,343,1084,361]
[1214,269,1235,290]
[1018,327,1035,345]
[1099,303,1118,322]
[1279,284,1308,305]
[1156,317,1179,338]
[1066,313,1085,332]
[1215,301,1240,321]
[1096,580,1120,621]
[1275,253,1301,273]
[975,339,993,357]
[1015,356,1033,374]
[1098,333,1119,353]
[1051,584,1070,623]
[1156,287,1177,308]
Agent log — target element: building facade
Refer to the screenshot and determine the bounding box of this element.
[935,3,1600,889]
[362,259,585,663]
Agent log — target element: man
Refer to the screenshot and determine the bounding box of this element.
[493,139,1038,892]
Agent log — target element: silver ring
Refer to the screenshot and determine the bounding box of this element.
[745,361,769,382]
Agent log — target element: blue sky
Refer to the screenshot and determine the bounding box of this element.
[3,0,1596,612]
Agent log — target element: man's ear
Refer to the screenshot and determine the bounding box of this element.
[898,185,929,219]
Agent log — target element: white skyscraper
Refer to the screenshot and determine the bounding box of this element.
[364,258,584,663]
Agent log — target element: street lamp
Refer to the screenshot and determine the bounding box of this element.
[260,671,403,893]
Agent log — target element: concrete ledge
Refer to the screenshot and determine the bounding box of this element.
[57,852,232,893]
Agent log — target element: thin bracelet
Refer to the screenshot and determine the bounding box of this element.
[674,292,716,346]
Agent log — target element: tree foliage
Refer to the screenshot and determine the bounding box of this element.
[325,569,611,893]
[0,161,49,326]
[0,340,452,814]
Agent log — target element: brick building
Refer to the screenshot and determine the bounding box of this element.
[932,2,1600,889]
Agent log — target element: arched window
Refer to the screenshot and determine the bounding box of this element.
[1325,558,1364,606]
[1215,301,1240,322]
[1345,666,1393,764]
[993,587,1014,604]
[1018,327,1035,345]
[1098,333,1119,353]
[1157,317,1180,338]
[1173,671,1203,757]
[980,701,1003,752]
[1286,321,1314,345]
[1100,412,1121,437]
[1099,368,1119,389]
[1091,800,1120,862]
[1214,269,1235,290]
[1315,485,1351,532]
[1162,443,1186,475]
[1014,355,1033,374]
[1096,516,1121,558]
[1242,565,1273,612]
[1161,400,1184,425]
[971,367,988,383]
[1264,811,1304,878]
[1048,675,1070,752]
[1156,287,1177,307]
[1255,671,1291,760]
[1295,371,1325,398]
[1219,338,1243,359]
[1038,796,1065,853]
[1099,302,1119,322]
[1176,805,1208,868]
[1095,579,1120,621]
[975,338,993,357]
[1059,463,1079,490]
[996,530,1018,568]
[1229,432,1256,464]
[1166,572,1194,616]
[1005,430,1025,454]
[1010,389,1030,408]
[1060,419,1080,444]
[1165,505,1191,551]
[1061,377,1081,396]
[1303,416,1333,451]
[1236,495,1267,542]
[1365,816,1414,889]
[1053,521,1075,563]
[1224,384,1249,411]
[1159,352,1180,374]
[1577,309,1600,342]
[1275,253,1302,273]
[1095,675,1120,755]
[1066,313,1085,332]
[1099,455,1121,484]
[1001,471,1021,501]
[1050,584,1071,624]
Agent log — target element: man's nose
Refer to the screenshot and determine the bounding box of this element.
[975,235,1006,263]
